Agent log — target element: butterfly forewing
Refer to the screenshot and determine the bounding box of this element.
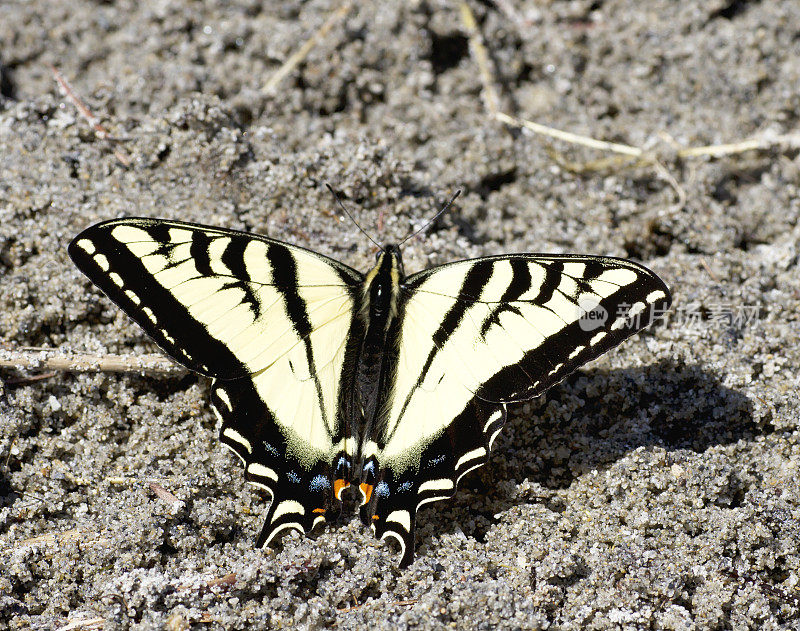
[365,254,671,564]
[69,218,363,545]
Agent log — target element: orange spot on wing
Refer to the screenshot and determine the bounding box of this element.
[334,478,349,500]
[359,483,373,505]
[312,507,326,514]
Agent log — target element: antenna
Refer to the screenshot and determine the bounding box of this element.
[326,183,382,250]
[397,189,461,247]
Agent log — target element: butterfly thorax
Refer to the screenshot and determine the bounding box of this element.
[352,246,404,452]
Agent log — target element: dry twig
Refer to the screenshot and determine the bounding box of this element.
[105,475,177,485]
[3,371,58,385]
[51,65,131,167]
[206,573,237,589]
[337,598,417,613]
[5,528,91,554]
[148,482,183,506]
[262,2,352,94]
[0,347,185,376]
[699,257,720,283]
[460,2,800,182]
[497,110,643,158]
[57,617,106,631]
[460,2,501,115]
[176,572,237,592]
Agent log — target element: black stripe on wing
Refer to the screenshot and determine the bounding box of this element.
[220,236,262,318]
[479,259,531,336]
[266,244,332,432]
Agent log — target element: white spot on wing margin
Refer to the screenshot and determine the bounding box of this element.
[247,462,279,482]
[385,509,411,532]
[215,388,233,411]
[76,239,95,255]
[455,447,486,471]
[263,522,304,547]
[647,290,666,303]
[94,254,110,271]
[272,499,305,521]
[223,427,252,453]
[380,531,407,563]
[418,479,454,494]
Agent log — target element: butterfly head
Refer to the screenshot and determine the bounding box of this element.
[363,244,404,321]
[379,243,404,277]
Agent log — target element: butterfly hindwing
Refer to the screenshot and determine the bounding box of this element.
[212,377,334,545]
[364,255,671,564]
[365,399,507,566]
[69,218,363,542]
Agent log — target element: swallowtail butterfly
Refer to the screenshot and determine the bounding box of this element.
[69,214,670,566]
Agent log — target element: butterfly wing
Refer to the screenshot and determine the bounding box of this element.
[69,218,362,545]
[365,254,671,565]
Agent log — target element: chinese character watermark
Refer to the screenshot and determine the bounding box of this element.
[605,302,762,331]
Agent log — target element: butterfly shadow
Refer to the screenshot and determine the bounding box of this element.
[417,358,761,550]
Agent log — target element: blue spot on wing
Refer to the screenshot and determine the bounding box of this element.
[426,454,446,468]
[309,475,331,492]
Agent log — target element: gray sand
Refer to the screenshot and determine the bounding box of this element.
[2,1,799,628]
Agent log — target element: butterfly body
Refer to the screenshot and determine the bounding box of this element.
[352,245,403,448]
[69,217,671,566]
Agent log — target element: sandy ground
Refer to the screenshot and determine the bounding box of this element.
[1,1,800,629]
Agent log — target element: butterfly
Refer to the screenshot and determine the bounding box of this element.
[69,214,670,566]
